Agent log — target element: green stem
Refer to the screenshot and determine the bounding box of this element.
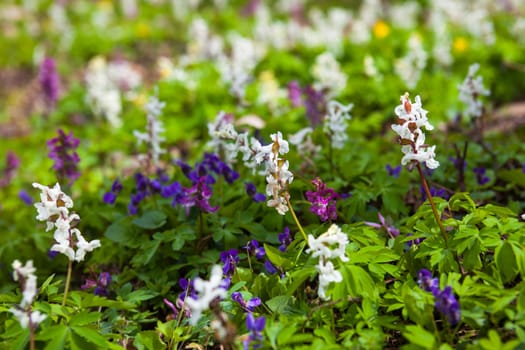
[416,163,448,246]
[286,197,308,242]
[62,259,73,306]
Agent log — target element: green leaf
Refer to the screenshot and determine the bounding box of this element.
[71,326,108,348]
[125,290,158,304]
[264,243,293,269]
[104,218,135,245]
[132,210,167,229]
[69,312,102,326]
[495,242,518,283]
[403,325,436,349]
[39,325,68,350]
[134,330,166,350]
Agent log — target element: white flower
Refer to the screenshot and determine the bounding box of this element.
[307,224,349,300]
[317,260,343,300]
[324,100,353,149]
[458,63,490,119]
[133,91,166,166]
[185,265,228,325]
[9,308,47,329]
[392,93,439,169]
[33,182,100,262]
[10,260,46,328]
[395,34,427,89]
[312,52,347,98]
[307,224,349,262]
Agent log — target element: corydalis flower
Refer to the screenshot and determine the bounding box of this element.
[81,272,112,296]
[47,129,81,185]
[39,57,60,110]
[0,151,20,188]
[265,132,293,215]
[9,260,47,329]
[417,269,460,325]
[311,52,347,98]
[391,93,440,169]
[323,100,353,149]
[305,177,339,222]
[458,63,490,119]
[180,176,219,215]
[133,91,166,168]
[184,265,228,325]
[33,182,100,262]
[364,212,400,239]
[306,224,349,300]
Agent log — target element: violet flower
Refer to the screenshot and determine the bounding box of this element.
[47,129,81,185]
[0,151,20,188]
[385,164,402,178]
[245,182,266,203]
[417,269,461,326]
[220,249,239,276]
[364,212,400,239]
[103,179,123,205]
[435,286,461,326]
[264,260,278,275]
[39,57,60,110]
[305,177,339,222]
[180,176,219,215]
[420,186,449,201]
[232,292,261,312]
[473,167,490,185]
[19,190,33,206]
[244,313,265,350]
[81,272,112,296]
[287,81,303,108]
[246,240,265,260]
[278,227,292,252]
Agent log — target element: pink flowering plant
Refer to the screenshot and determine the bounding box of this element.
[1,1,525,349]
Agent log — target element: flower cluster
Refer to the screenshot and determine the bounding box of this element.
[306,224,349,300]
[311,52,347,98]
[9,260,47,329]
[0,151,20,188]
[458,64,490,120]
[278,227,292,252]
[47,129,81,185]
[395,34,427,89]
[391,93,440,169]
[133,91,166,168]
[323,100,353,149]
[264,132,293,215]
[184,265,229,325]
[305,177,340,222]
[418,269,461,325]
[39,57,60,110]
[33,182,100,262]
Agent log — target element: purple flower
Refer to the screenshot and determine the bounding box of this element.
[287,81,303,108]
[278,227,292,252]
[385,164,402,178]
[180,176,219,215]
[473,167,490,185]
[47,129,81,185]
[47,249,59,259]
[364,212,400,239]
[420,186,450,201]
[264,260,278,274]
[417,269,439,295]
[435,286,461,325]
[39,57,60,110]
[406,233,423,247]
[81,272,112,297]
[103,179,123,205]
[232,292,261,312]
[246,240,265,260]
[0,151,20,188]
[303,85,326,126]
[449,157,467,170]
[19,190,33,206]
[244,313,265,350]
[245,182,266,203]
[305,177,339,222]
[220,249,239,276]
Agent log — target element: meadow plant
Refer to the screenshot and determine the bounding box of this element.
[47,129,80,186]
[458,63,490,120]
[9,260,46,350]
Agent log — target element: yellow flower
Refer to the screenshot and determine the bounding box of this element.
[136,22,151,38]
[373,20,390,39]
[453,37,469,53]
